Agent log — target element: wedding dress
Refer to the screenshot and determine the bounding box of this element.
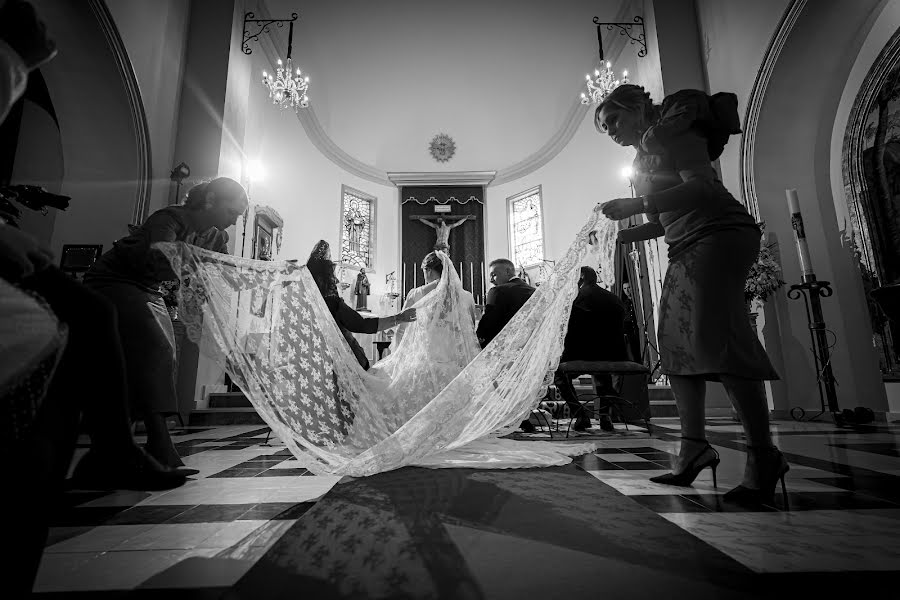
[158,206,618,477]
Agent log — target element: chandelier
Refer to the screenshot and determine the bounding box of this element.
[581,62,628,105]
[263,54,309,110]
[579,16,646,105]
[242,12,310,110]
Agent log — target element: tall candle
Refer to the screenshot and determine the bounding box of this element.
[402,263,407,298]
[786,189,814,280]
[469,262,474,293]
[459,262,464,289]
[480,262,485,304]
[413,264,417,288]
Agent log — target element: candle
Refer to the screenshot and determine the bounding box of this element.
[786,189,814,280]
[480,262,485,303]
[470,261,474,294]
[402,263,407,298]
[413,264,417,288]
[459,262,464,288]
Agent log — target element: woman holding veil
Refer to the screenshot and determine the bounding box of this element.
[305,240,416,371]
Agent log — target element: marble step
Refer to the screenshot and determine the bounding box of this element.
[189,407,265,426]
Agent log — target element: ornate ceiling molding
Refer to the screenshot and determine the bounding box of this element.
[387,171,497,187]
[90,0,153,222]
[492,99,589,186]
[254,0,620,188]
[739,0,807,222]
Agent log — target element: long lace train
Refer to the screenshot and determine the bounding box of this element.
[157,206,617,476]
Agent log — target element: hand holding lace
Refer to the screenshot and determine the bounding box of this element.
[600,197,643,220]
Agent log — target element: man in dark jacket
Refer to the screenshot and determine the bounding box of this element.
[477,258,537,432]
[477,258,535,348]
[556,266,628,431]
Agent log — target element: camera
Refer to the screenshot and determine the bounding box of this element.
[0,184,70,226]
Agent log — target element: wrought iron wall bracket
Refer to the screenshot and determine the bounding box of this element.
[593,15,647,58]
[242,11,298,55]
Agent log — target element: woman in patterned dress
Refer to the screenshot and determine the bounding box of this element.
[595,84,787,506]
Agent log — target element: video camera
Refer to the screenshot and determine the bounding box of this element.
[0,184,70,226]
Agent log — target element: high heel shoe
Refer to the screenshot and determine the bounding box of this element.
[723,446,790,508]
[649,437,720,488]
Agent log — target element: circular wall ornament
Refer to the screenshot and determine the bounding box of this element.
[429,133,456,163]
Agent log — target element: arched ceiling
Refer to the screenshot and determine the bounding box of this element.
[262,0,627,173]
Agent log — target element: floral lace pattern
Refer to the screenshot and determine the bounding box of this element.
[156,207,617,476]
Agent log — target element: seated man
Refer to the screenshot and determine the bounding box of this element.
[556,266,628,431]
[477,258,535,348]
[477,258,536,431]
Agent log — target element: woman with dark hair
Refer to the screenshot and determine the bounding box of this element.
[595,84,785,506]
[305,240,416,370]
[84,177,249,470]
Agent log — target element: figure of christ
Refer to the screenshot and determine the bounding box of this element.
[414,215,475,252]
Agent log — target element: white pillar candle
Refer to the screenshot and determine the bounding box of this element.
[470,262,474,293]
[480,262,485,304]
[786,188,814,279]
[413,264,417,288]
[402,263,407,298]
[459,262,464,288]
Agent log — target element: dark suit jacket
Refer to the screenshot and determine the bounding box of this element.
[560,283,628,363]
[476,277,535,347]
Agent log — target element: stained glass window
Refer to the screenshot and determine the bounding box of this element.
[509,187,544,269]
[340,186,376,269]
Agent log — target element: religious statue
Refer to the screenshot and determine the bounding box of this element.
[517,265,532,286]
[414,215,475,252]
[385,270,398,297]
[354,268,370,311]
[346,210,366,253]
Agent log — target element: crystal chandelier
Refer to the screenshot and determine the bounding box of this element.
[580,61,628,105]
[261,20,309,110]
[579,16,646,105]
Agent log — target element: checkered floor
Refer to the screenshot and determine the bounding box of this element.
[32,417,900,595]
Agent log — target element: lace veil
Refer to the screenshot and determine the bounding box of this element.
[156,207,617,476]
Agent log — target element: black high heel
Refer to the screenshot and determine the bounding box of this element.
[649,437,720,488]
[723,446,790,508]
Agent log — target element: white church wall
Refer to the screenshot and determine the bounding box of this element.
[106,0,192,215]
[32,0,141,261]
[747,0,890,415]
[694,0,792,206]
[262,0,627,174]
[242,44,399,298]
[486,110,634,274]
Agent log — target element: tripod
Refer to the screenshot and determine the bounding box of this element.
[626,242,662,382]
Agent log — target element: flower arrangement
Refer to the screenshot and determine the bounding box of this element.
[744,222,785,305]
[160,279,180,320]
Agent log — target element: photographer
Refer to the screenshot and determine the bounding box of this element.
[0,2,185,592]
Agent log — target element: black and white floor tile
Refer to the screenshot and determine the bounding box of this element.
[32,418,900,597]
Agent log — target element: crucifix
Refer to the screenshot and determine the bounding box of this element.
[409,214,476,252]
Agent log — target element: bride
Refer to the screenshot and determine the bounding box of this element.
[371,250,479,429]
[157,206,617,476]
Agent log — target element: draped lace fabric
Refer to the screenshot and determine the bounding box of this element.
[157,207,617,476]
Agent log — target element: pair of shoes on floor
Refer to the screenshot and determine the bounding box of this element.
[650,441,790,508]
[520,420,536,434]
[70,447,190,491]
[598,415,615,432]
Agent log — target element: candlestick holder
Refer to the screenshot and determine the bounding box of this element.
[787,276,844,426]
